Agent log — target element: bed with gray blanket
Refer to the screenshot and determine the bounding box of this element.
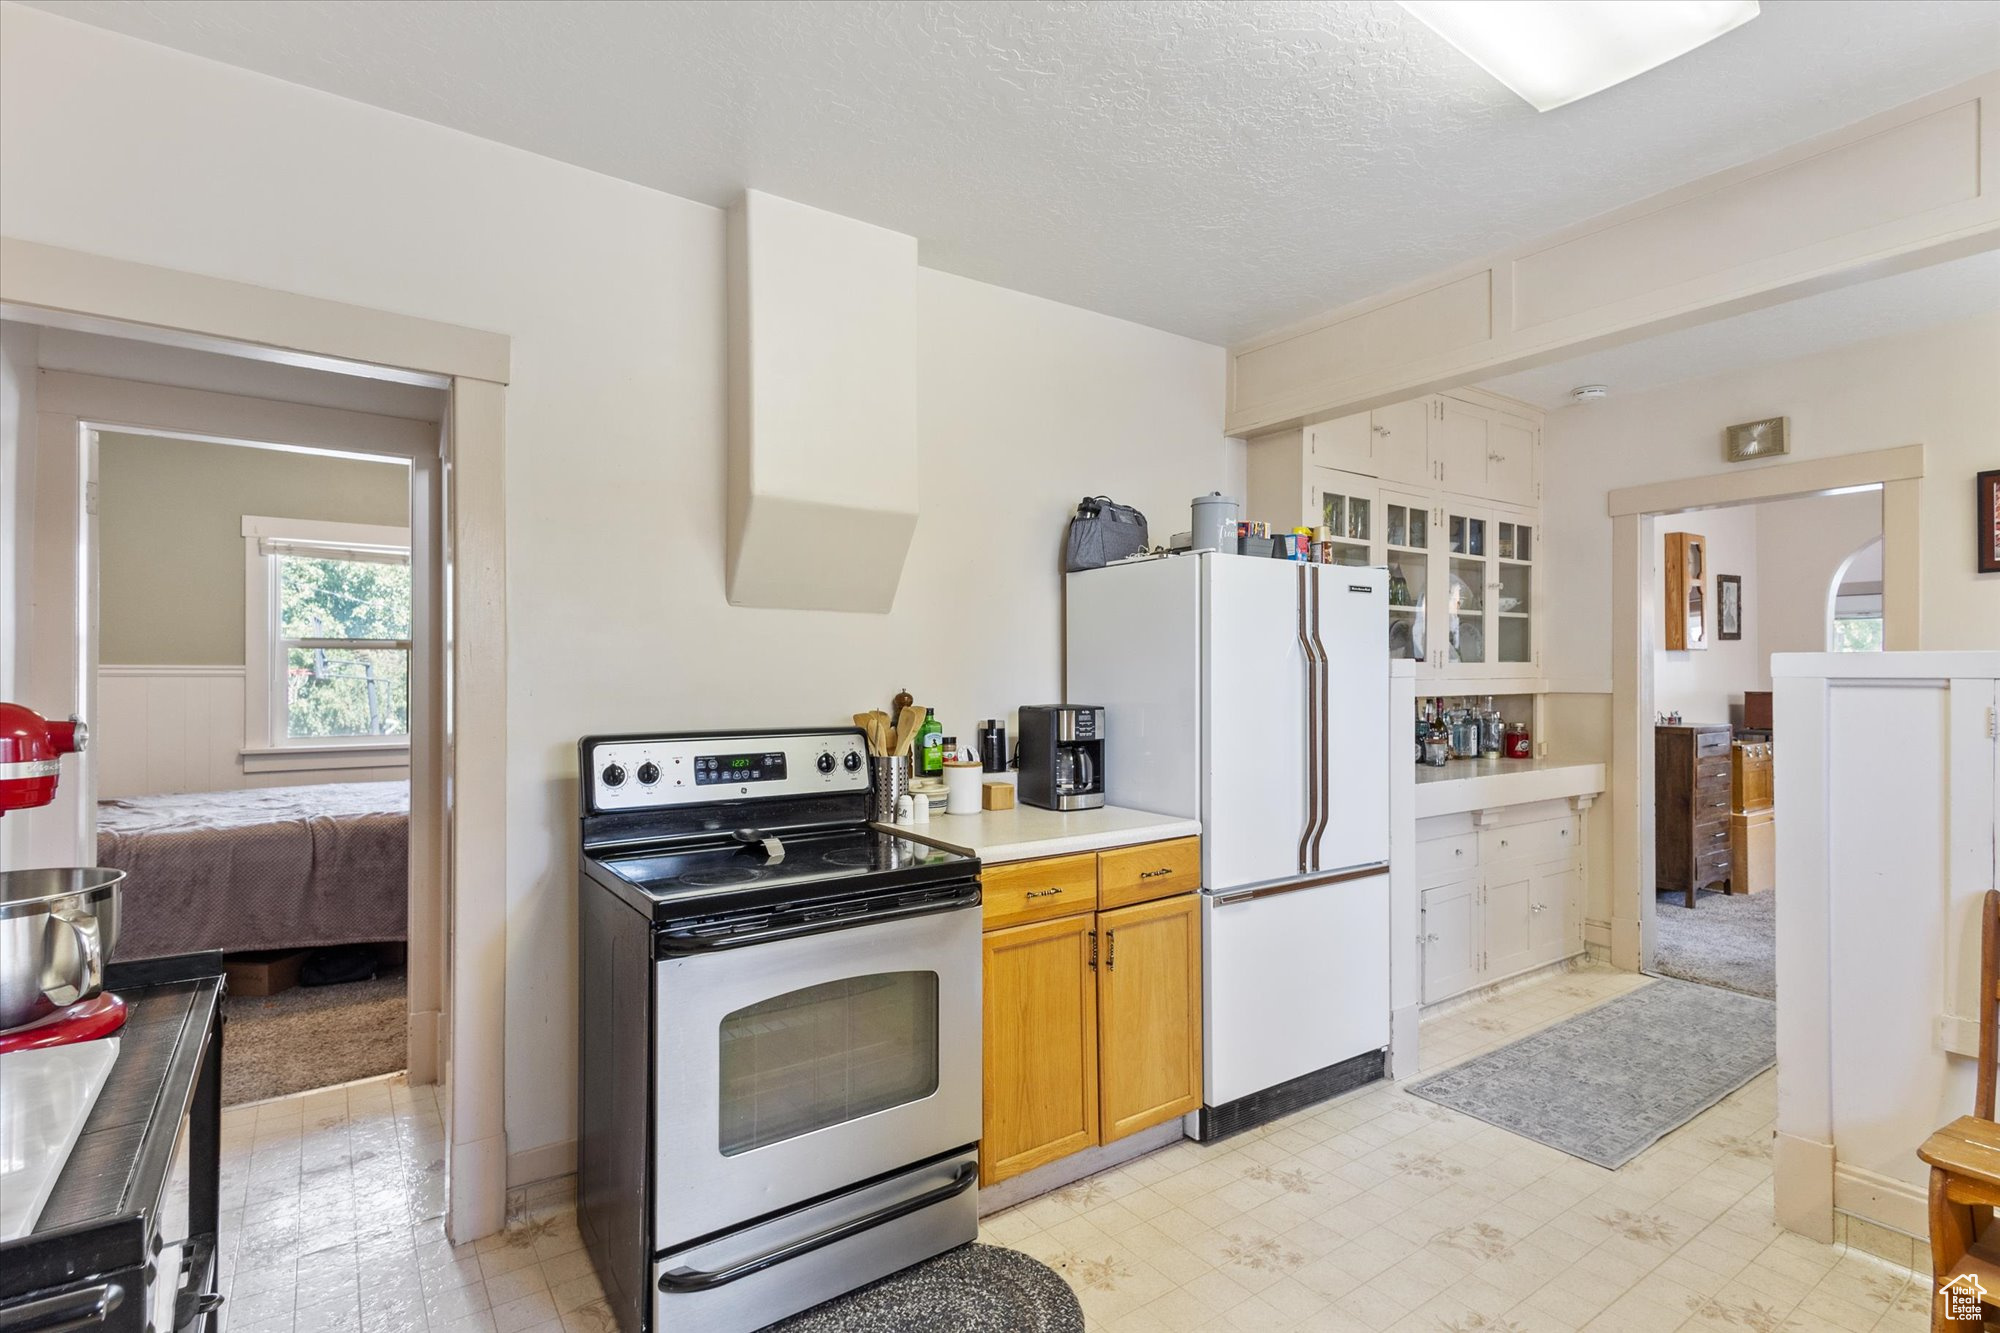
[98,781,408,960]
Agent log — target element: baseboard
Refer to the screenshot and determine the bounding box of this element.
[1774,1131,1836,1243]
[406,1008,440,1085]
[1388,1004,1421,1080]
[507,1138,576,1189]
[976,1120,1183,1216]
[1834,1163,1928,1241]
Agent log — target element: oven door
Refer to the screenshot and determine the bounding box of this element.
[653,894,981,1250]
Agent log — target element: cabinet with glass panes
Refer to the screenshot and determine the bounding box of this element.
[1243,404,1543,685]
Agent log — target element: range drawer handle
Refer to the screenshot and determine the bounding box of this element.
[0,1282,125,1333]
[1025,887,1066,900]
[658,1163,977,1293]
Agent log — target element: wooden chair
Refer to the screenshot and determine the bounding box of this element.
[1919,888,2000,1329]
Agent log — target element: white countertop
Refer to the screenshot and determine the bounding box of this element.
[1414,755,1607,819]
[879,804,1200,865]
[0,1036,120,1240]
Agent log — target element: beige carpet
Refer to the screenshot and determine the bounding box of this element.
[222,968,406,1105]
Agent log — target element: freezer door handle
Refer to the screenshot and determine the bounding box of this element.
[1208,862,1390,906]
[657,1162,977,1293]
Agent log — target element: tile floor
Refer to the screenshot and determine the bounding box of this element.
[209,964,1933,1333]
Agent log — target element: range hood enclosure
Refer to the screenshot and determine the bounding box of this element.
[727,191,919,612]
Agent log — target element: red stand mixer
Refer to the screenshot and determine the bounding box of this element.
[0,701,128,1053]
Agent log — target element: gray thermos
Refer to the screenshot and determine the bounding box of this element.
[1190,492,1240,554]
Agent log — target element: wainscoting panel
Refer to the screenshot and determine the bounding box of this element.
[97,665,409,796]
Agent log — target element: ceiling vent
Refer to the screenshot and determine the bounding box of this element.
[727,191,918,612]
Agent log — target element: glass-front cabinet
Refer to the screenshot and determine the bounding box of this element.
[1281,466,1540,683]
[1310,469,1375,567]
[1382,490,1430,662]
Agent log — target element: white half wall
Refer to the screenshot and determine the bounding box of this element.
[0,7,1239,1163]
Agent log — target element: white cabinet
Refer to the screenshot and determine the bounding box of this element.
[1416,803,1587,1005]
[1244,391,1542,688]
[1419,877,1480,1005]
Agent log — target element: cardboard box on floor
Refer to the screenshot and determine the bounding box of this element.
[224,949,307,997]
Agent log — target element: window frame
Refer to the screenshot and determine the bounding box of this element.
[242,514,413,769]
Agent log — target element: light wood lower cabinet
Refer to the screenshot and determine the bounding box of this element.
[1096,895,1202,1143]
[982,914,1100,1185]
[980,838,1202,1187]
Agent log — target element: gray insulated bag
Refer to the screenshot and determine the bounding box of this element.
[1065,496,1148,572]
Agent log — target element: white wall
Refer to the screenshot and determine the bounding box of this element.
[1755,491,1882,669]
[0,6,1238,1168]
[1649,506,1761,726]
[0,319,37,872]
[1543,311,2000,692]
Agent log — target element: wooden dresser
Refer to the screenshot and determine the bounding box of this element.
[1656,724,1733,906]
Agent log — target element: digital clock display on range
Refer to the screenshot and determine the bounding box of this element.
[694,751,787,785]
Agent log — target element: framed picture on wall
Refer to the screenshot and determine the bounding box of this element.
[1717,574,1743,641]
[1980,470,2000,574]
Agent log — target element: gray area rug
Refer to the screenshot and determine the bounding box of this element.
[1654,888,1776,999]
[222,968,405,1105]
[767,1244,1083,1333]
[1407,978,1775,1168]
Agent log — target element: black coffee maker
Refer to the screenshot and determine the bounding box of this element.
[1017,705,1106,811]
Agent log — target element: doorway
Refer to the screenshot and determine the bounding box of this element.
[1642,488,1884,1000]
[0,236,511,1239]
[1603,447,1924,979]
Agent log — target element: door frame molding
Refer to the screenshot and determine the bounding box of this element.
[2,236,512,1242]
[1604,444,1922,974]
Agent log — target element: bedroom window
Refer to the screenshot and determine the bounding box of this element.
[244,515,413,765]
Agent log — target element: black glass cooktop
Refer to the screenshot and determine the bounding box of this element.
[590,826,977,920]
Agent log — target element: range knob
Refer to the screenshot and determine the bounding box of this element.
[816,753,836,775]
[601,763,626,788]
[636,761,660,785]
[843,750,863,772]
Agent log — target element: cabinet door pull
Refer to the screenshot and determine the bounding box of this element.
[1087,929,1097,969]
[1105,930,1117,970]
[1025,887,1065,900]
[1138,867,1174,880]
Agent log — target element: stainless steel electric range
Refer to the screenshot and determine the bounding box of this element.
[575,727,982,1333]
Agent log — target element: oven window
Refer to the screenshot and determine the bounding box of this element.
[718,971,940,1156]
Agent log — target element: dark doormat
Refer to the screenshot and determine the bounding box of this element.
[1406,977,1775,1168]
[222,967,406,1105]
[766,1243,1083,1333]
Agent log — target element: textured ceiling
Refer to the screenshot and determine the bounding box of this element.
[1479,251,2000,410]
[22,0,2000,345]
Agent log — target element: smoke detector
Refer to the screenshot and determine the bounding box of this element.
[1570,384,1610,404]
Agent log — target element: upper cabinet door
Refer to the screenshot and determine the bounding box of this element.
[1434,399,1491,496]
[1308,468,1378,568]
[1371,399,1433,486]
[1485,416,1537,507]
[1307,413,1372,475]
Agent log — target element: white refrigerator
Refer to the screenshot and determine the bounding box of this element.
[1066,553,1390,1134]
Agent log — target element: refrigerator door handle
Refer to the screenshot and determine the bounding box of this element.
[1295,565,1319,876]
[1309,568,1330,872]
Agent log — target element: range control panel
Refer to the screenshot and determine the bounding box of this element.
[586,730,869,812]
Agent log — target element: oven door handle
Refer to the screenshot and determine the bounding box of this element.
[0,1282,125,1333]
[657,1161,978,1293]
[656,883,982,955]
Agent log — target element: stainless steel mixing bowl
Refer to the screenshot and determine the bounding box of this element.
[0,866,125,1030]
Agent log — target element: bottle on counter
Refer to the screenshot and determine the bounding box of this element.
[1423,715,1451,767]
[1480,697,1504,756]
[917,709,944,777]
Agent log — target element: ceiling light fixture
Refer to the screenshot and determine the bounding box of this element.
[1399,1,1760,112]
